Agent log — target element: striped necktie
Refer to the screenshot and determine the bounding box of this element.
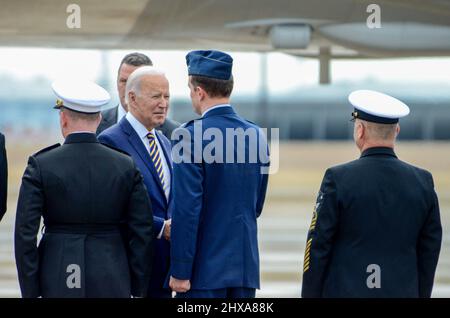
[146,132,167,193]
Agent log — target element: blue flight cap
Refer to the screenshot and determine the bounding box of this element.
[186,50,233,80]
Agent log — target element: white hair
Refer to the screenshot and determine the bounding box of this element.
[125,66,166,104]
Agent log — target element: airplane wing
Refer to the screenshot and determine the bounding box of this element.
[1,0,450,57]
[2,0,450,84]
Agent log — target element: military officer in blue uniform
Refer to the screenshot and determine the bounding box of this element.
[301,90,442,298]
[168,50,270,298]
[15,80,154,298]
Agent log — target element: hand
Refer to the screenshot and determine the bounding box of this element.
[163,219,171,241]
[169,276,191,293]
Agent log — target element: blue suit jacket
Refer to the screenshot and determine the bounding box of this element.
[169,106,269,290]
[98,117,172,294]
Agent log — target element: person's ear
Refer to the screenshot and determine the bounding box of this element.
[197,86,206,101]
[357,122,365,140]
[60,110,66,127]
[396,124,400,136]
[128,91,136,108]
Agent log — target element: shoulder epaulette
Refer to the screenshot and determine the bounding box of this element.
[244,119,260,127]
[33,143,61,157]
[100,143,131,157]
[182,117,202,128]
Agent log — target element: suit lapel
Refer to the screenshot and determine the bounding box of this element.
[120,119,166,200]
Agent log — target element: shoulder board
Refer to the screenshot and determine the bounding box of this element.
[100,143,131,157]
[33,143,61,157]
[182,118,202,128]
[155,129,169,141]
[245,119,260,126]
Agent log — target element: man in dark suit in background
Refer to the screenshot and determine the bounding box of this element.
[15,80,154,298]
[96,52,179,138]
[301,90,442,298]
[0,132,7,221]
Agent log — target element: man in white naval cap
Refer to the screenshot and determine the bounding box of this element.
[302,90,442,298]
[15,80,154,298]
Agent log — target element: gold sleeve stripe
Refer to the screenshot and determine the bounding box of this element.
[303,260,310,272]
[303,238,313,273]
[309,210,318,231]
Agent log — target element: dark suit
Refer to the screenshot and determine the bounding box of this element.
[15,133,154,298]
[0,133,7,221]
[169,106,269,298]
[98,118,173,298]
[96,106,180,139]
[302,147,442,298]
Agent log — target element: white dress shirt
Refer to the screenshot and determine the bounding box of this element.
[71,131,95,134]
[126,112,171,239]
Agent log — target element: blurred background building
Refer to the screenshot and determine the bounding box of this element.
[1,49,450,140]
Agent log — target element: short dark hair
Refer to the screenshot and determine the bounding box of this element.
[190,75,234,98]
[119,52,153,71]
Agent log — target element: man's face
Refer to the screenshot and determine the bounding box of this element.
[129,74,170,130]
[117,63,140,111]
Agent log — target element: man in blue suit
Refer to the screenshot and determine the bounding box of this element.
[99,66,173,298]
[169,50,270,298]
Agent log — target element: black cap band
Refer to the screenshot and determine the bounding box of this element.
[352,109,399,124]
[54,104,100,115]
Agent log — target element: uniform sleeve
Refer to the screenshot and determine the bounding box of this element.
[14,156,44,298]
[170,130,204,280]
[256,135,270,218]
[301,168,339,298]
[417,173,442,298]
[126,164,154,297]
[0,134,7,220]
[256,173,269,218]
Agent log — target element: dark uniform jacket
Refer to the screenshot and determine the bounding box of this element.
[96,105,180,139]
[302,147,442,298]
[15,133,154,298]
[0,133,7,221]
